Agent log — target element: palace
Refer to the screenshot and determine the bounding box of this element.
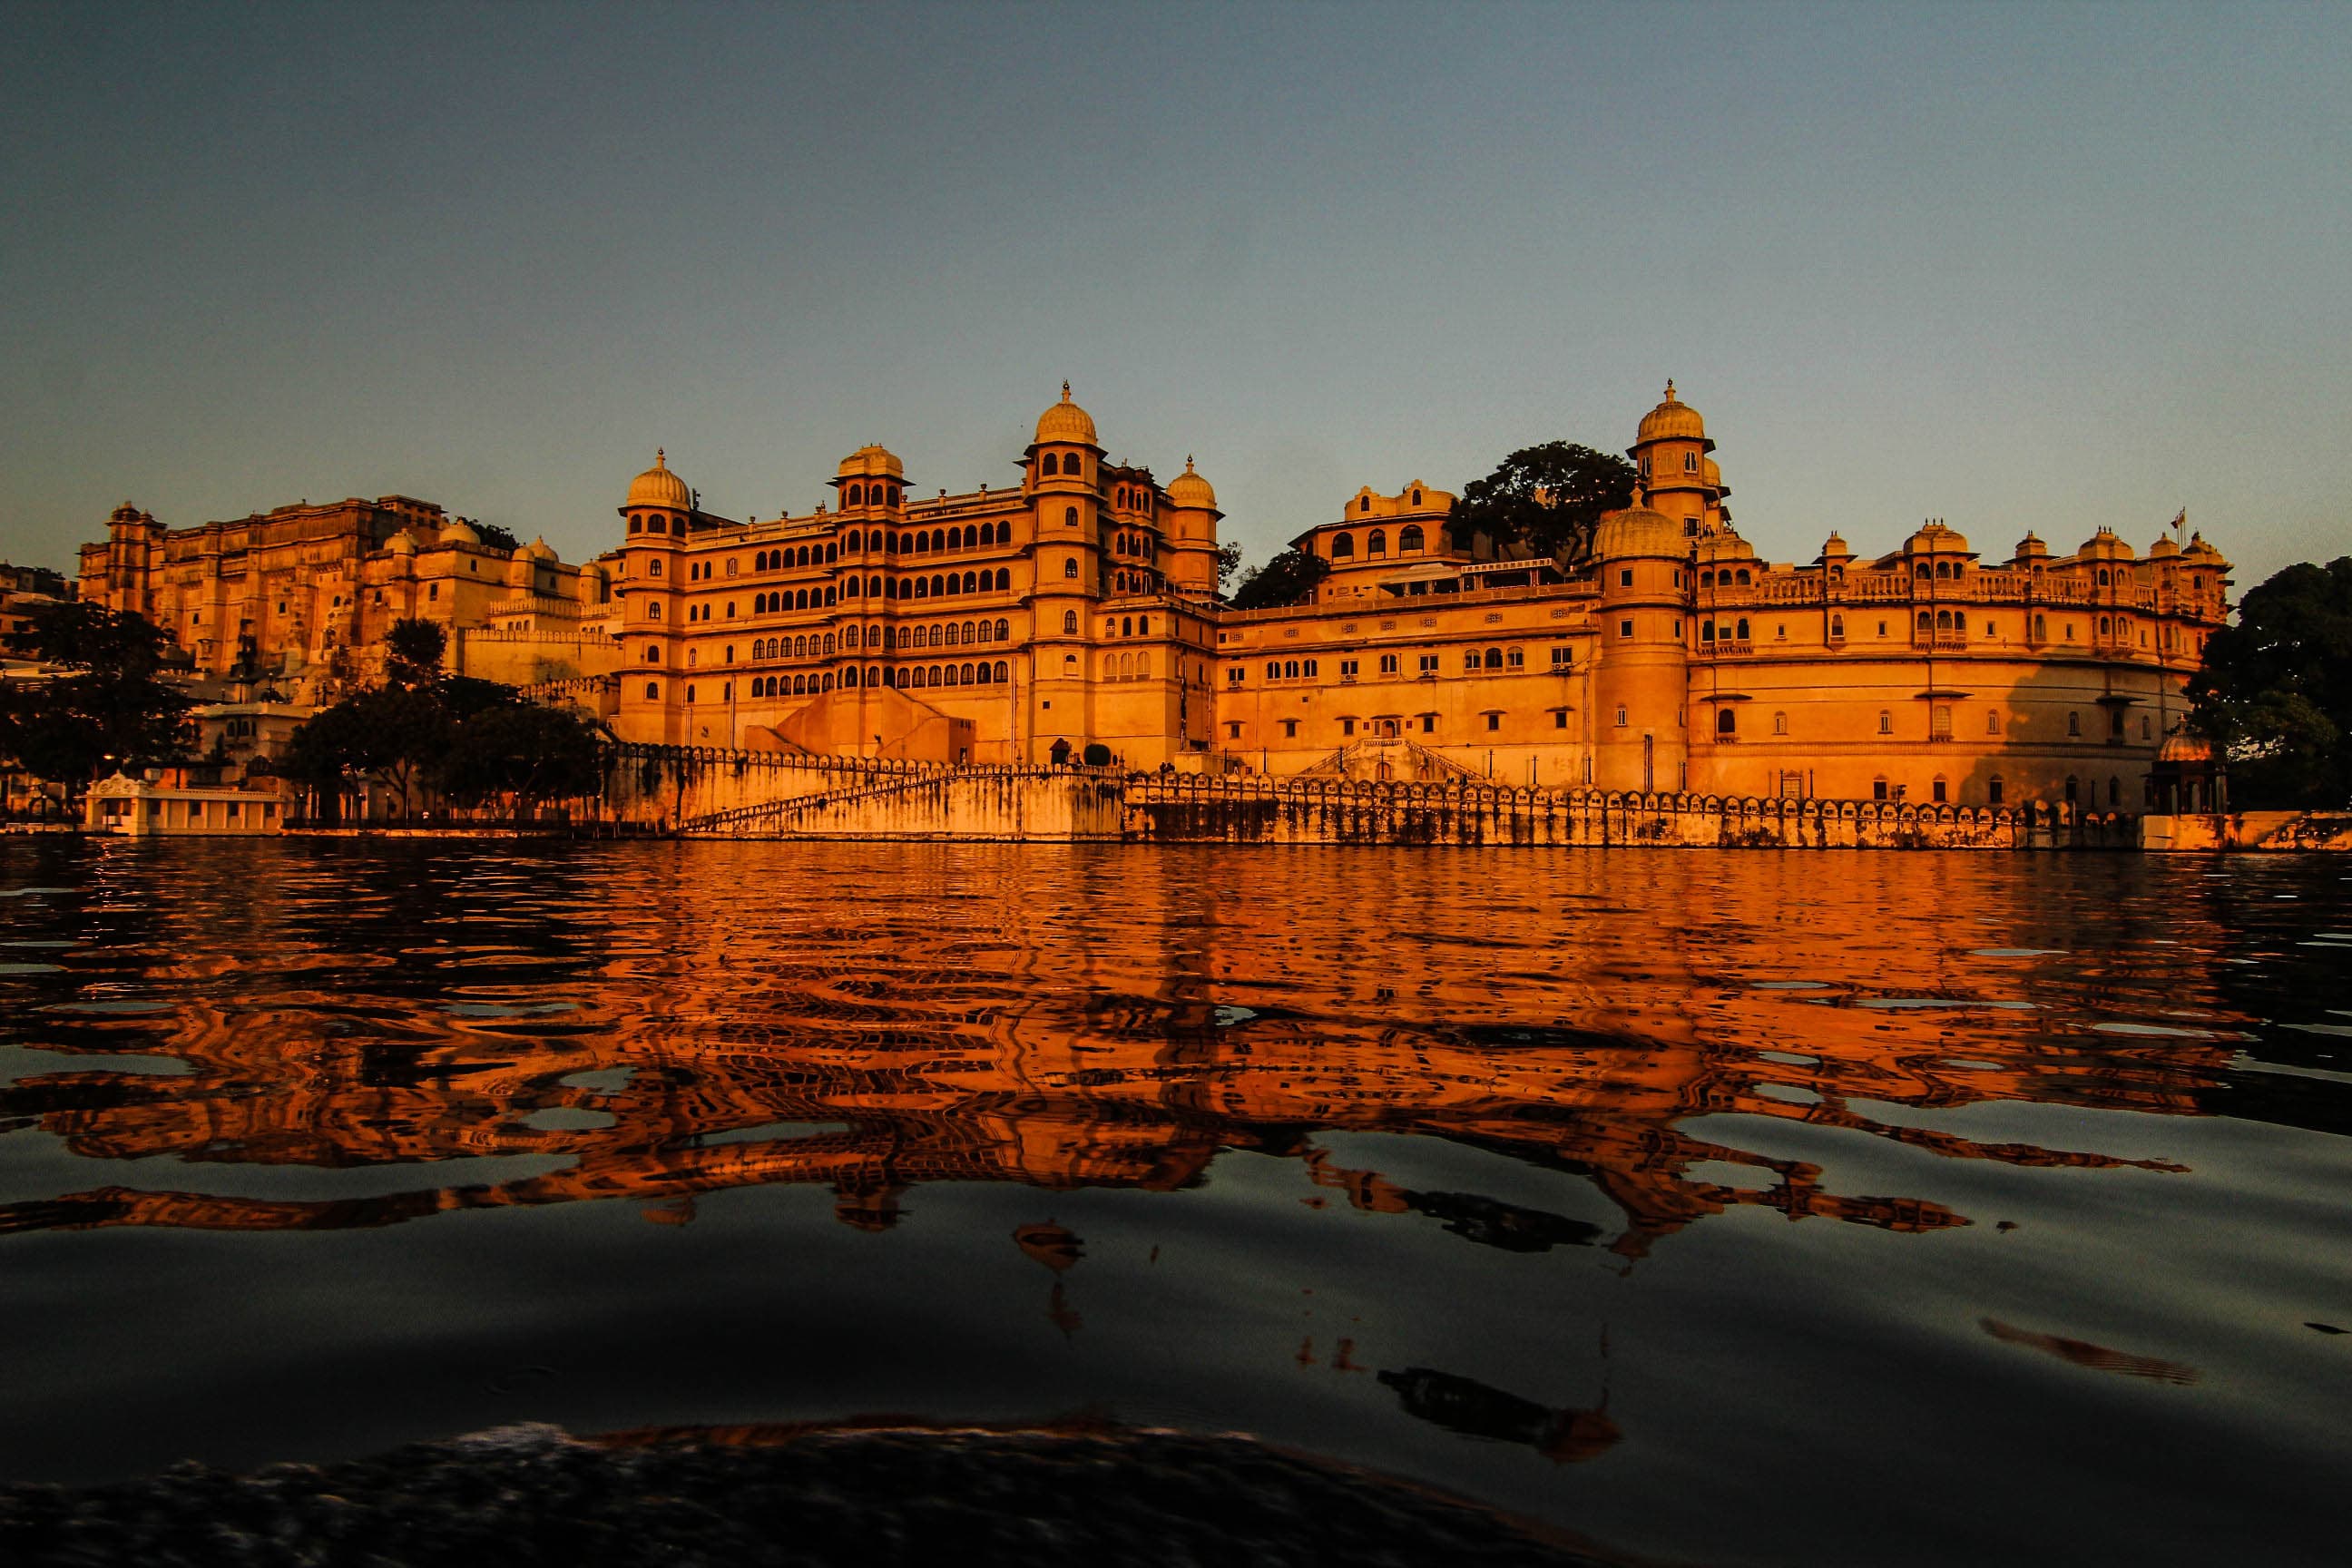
[79,494,620,696]
[608,383,2231,809]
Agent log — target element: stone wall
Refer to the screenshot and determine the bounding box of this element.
[1122,774,2125,849]
[2141,811,2352,852]
[610,743,2136,848]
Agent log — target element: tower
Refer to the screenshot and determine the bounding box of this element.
[1025,383,1104,760]
[1161,456,1223,598]
[1588,485,1692,796]
[616,449,695,745]
[1625,381,1724,538]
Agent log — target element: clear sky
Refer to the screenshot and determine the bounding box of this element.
[4,2,2346,590]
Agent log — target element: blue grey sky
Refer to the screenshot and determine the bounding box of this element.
[4,2,2346,589]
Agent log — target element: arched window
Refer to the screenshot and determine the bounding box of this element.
[849,484,864,505]
[1064,506,1078,527]
[1878,710,1893,734]
[995,568,1010,591]
[1916,611,1932,632]
[1614,705,1628,728]
[1935,560,1951,579]
[1988,710,2002,734]
[1063,557,1078,579]
[1830,613,1845,638]
[1736,569,1750,585]
[1484,648,1503,670]
[1063,610,1078,633]
[1937,609,1953,630]
[649,602,662,621]
[1359,496,1373,513]
[995,661,1008,681]
[2068,710,2082,736]
[2097,568,2110,586]
[962,525,977,548]
[995,618,1010,640]
[1368,529,1387,557]
[1331,534,1355,559]
[930,574,945,597]
[1717,708,1737,735]
[1042,453,1058,476]
[646,681,660,700]
[648,560,662,578]
[1400,524,1424,552]
[1736,618,1749,639]
[1136,653,1151,679]
[630,517,642,534]
[1772,710,1788,735]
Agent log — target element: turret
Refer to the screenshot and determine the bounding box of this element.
[1162,456,1223,597]
[1024,384,1105,759]
[1589,482,1692,795]
[1625,381,1721,537]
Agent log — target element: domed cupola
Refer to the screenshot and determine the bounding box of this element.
[1591,487,1690,562]
[1635,380,1713,449]
[438,518,481,547]
[627,449,693,513]
[832,446,907,513]
[1034,381,1098,448]
[1166,455,1218,512]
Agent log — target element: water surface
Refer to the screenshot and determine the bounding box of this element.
[2,840,2347,1565]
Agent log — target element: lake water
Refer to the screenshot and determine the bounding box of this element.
[2,839,2347,1564]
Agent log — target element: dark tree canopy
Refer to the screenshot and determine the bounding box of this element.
[1215,540,1245,591]
[1450,442,1638,569]
[0,602,192,788]
[2188,556,2352,809]
[438,701,603,819]
[1230,547,1332,612]
[384,618,448,687]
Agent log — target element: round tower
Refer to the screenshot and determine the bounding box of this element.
[618,449,693,743]
[1588,486,1692,796]
[1024,384,1104,759]
[1162,456,1223,598]
[1626,381,1720,538]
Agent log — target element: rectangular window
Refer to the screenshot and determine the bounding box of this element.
[1226,722,1242,740]
[1553,710,1567,729]
[1506,648,1524,668]
[1282,719,1298,738]
[1418,654,1438,675]
[1619,569,1633,586]
[1379,653,1399,674]
[1420,714,1436,733]
[1620,619,1634,638]
[1227,667,1243,684]
[1341,718,1355,736]
[1551,646,1572,668]
[1485,712,1501,731]
[1339,658,1358,677]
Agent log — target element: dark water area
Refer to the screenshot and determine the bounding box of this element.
[2,839,2347,1566]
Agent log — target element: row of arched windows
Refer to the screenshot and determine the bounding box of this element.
[754,587,835,612]
[1114,485,1152,512]
[842,568,1012,601]
[747,673,828,699]
[1699,567,1751,586]
[628,513,687,536]
[847,662,1010,690]
[1039,452,1085,478]
[1103,652,1153,680]
[872,618,1012,651]
[750,634,835,661]
[1913,559,1965,580]
[1701,618,1751,642]
[844,523,1005,555]
[1113,530,1151,556]
[1265,658,1320,680]
[1327,524,1428,560]
[753,544,835,571]
[844,481,902,508]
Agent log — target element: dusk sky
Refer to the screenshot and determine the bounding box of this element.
[5,2,2346,588]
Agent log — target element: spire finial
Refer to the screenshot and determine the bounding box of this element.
[656,447,666,466]
[1185,454,1195,471]
[1061,379,1071,402]
[1663,379,1677,401]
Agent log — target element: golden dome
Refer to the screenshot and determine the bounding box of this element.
[627,449,692,512]
[523,534,558,561]
[1635,380,1712,449]
[1592,499,1688,561]
[1166,455,1217,510]
[388,530,416,556]
[438,518,480,546]
[1701,456,1724,485]
[834,445,906,482]
[1034,381,1098,447]
[2148,535,2180,559]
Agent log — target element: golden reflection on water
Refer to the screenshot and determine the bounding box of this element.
[0,845,2263,1251]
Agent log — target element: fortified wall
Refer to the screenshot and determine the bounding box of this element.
[606,744,2134,848]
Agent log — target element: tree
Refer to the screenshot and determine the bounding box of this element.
[1230,547,1331,611]
[2187,557,2352,808]
[1450,442,1638,569]
[438,702,603,822]
[0,602,192,792]
[384,617,447,688]
[1215,541,1244,592]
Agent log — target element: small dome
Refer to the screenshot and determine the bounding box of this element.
[1166,455,1217,510]
[1635,380,1712,449]
[2076,526,2136,561]
[523,534,557,561]
[1820,531,1852,558]
[1034,381,1098,447]
[1701,456,1725,488]
[438,519,480,546]
[835,445,906,481]
[2158,732,2214,764]
[627,449,693,512]
[1592,499,1688,561]
[388,530,416,556]
[2013,531,2049,561]
[2149,535,2180,559]
[1906,520,1971,555]
[2181,532,2227,564]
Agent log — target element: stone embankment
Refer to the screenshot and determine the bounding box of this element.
[608,744,2140,848]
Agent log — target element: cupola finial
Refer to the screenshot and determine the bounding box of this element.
[1061,380,1072,402]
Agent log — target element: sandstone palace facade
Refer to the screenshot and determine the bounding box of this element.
[604,384,2230,810]
[76,382,2232,811]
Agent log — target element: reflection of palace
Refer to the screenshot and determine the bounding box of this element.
[74,384,2231,807]
[0,851,2239,1258]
